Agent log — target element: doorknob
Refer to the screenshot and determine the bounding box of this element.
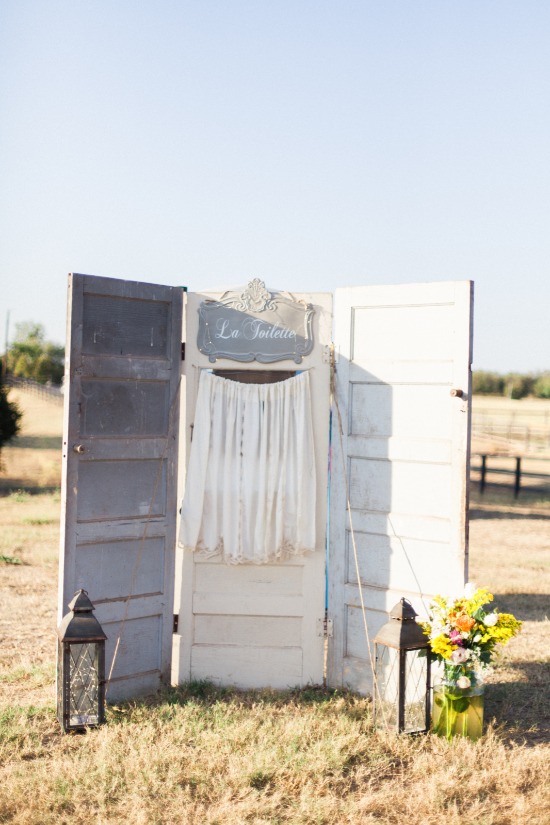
[450,389,464,398]
[73,444,86,454]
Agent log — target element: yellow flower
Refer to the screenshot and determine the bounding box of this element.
[430,634,456,659]
[480,613,522,645]
[463,587,493,614]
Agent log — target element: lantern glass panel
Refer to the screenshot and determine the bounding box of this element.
[68,643,101,727]
[375,645,400,729]
[375,646,428,733]
[403,649,428,733]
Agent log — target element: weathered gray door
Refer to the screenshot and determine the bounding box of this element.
[327,281,473,694]
[58,273,183,701]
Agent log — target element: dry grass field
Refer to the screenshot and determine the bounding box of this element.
[472,394,550,456]
[0,388,63,493]
[0,389,549,824]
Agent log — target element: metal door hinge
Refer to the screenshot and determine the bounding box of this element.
[181,342,186,361]
[173,614,179,634]
[317,615,333,638]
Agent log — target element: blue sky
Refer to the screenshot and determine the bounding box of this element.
[1,1,548,371]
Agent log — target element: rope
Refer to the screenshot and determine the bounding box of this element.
[329,350,385,716]
[330,347,425,730]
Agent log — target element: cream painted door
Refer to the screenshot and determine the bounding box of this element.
[173,289,332,689]
[58,273,183,701]
[327,281,473,694]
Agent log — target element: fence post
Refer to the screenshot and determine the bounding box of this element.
[480,455,487,494]
[514,457,521,499]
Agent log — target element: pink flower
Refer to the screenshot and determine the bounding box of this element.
[457,675,471,689]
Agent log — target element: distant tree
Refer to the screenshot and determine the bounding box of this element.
[472,371,505,395]
[472,370,549,398]
[504,372,536,400]
[533,372,550,399]
[0,367,22,452]
[6,322,64,385]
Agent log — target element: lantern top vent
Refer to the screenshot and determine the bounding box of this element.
[68,589,95,613]
[374,598,428,651]
[58,590,107,643]
[389,598,418,622]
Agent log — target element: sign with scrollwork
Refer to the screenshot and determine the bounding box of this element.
[197,279,315,364]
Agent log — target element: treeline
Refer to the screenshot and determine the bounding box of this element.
[3,319,550,401]
[4,322,64,386]
[473,371,550,399]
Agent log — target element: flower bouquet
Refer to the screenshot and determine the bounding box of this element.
[421,583,522,740]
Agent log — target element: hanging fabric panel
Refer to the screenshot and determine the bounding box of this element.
[179,370,316,564]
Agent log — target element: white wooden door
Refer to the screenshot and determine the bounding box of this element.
[327,281,473,694]
[58,273,183,701]
[173,289,332,690]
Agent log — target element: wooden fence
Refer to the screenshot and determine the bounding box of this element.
[472,412,550,453]
[471,453,550,499]
[5,375,64,405]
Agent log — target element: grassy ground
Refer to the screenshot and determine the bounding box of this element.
[0,389,63,492]
[0,390,549,824]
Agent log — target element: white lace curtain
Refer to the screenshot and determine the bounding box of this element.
[179,370,316,564]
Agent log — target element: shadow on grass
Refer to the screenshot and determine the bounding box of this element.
[122,681,362,709]
[106,682,371,726]
[10,436,63,450]
[0,486,61,497]
[106,677,550,748]
[470,507,550,521]
[484,590,550,745]
[485,660,550,747]
[490,593,550,622]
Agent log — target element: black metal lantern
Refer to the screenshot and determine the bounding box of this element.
[57,590,107,733]
[373,598,431,734]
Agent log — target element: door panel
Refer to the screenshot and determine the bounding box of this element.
[173,288,332,690]
[327,281,473,695]
[58,273,183,701]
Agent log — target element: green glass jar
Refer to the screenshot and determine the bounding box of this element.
[432,680,485,741]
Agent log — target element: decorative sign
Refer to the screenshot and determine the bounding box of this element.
[198,279,315,364]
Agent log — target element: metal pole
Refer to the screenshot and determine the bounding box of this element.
[2,310,9,379]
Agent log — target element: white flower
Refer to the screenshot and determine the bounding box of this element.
[430,623,449,640]
[464,582,477,599]
[451,648,470,664]
[483,613,498,627]
[473,634,481,643]
[457,675,471,689]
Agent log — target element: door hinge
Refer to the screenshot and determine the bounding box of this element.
[173,614,179,634]
[317,615,333,638]
[181,342,186,361]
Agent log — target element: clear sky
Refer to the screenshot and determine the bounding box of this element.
[1,1,548,372]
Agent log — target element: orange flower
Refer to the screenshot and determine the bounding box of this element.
[454,614,476,632]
